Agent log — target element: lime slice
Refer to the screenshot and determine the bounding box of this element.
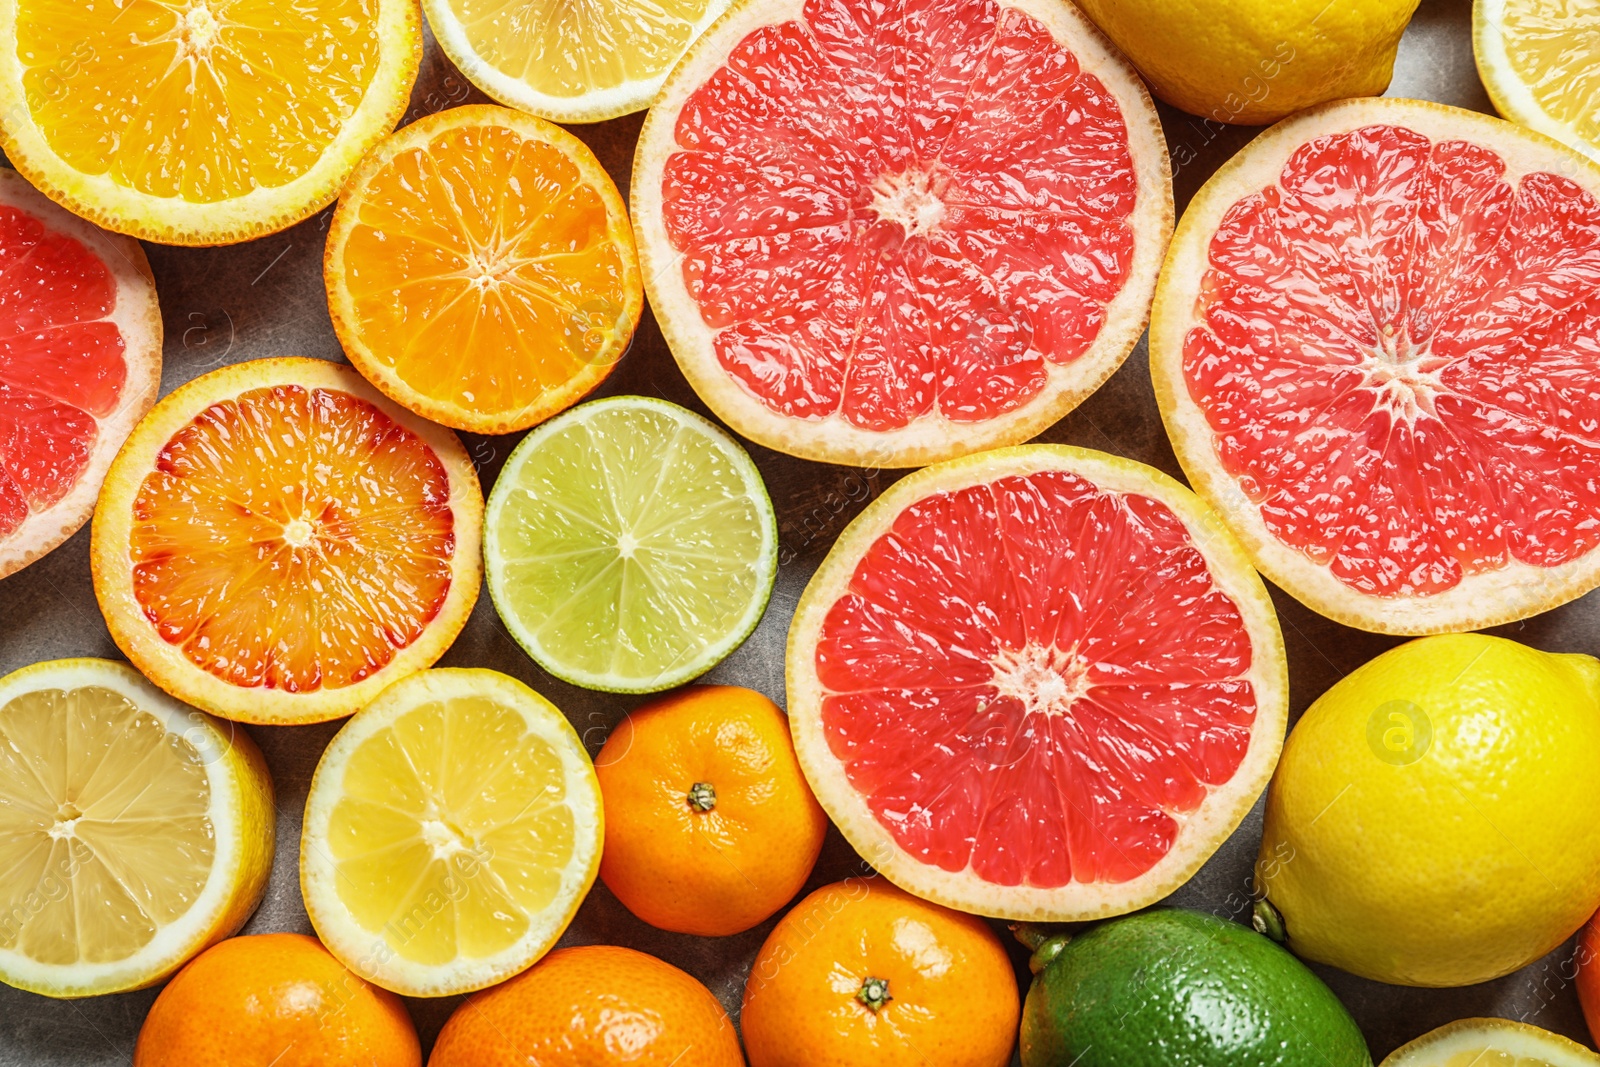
[485,396,778,692]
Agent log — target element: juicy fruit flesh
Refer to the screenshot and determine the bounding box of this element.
[0,685,212,965]
[1185,123,1600,598]
[1438,1055,1556,1067]
[446,0,720,99]
[342,121,631,417]
[0,203,126,541]
[492,405,768,684]
[1501,0,1600,147]
[661,0,1139,431]
[325,695,578,965]
[18,0,381,202]
[816,470,1257,887]
[129,384,456,692]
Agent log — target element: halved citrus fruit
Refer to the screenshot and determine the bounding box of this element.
[1151,97,1600,635]
[0,0,421,245]
[300,668,602,997]
[423,0,731,123]
[325,105,642,434]
[787,445,1287,921]
[0,168,160,580]
[1380,1018,1600,1067]
[0,658,274,998]
[632,0,1173,467]
[1476,0,1600,161]
[91,357,482,725]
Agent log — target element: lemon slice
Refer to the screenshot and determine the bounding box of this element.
[1381,1018,1600,1066]
[300,668,601,997]
[421,0,730,123]
[0,658,274,998]
[484,395,778,693]
[1475,0,1600,161]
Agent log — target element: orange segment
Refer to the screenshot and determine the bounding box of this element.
[326,105,643,434]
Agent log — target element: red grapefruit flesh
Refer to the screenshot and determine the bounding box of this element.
[786,446,1286,920]
[633,0,1172,467]
[0,169,160,579]
[1153,98,1600,634]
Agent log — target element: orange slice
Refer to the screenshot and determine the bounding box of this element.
[325,105,643,435]
[91,357,482,725]
[0,0,421,245]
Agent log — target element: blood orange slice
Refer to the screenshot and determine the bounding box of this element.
[787,446,1286,920]
[91,358,482,725]
[1152,98,1600,634]
[633,0,1172,467]
[0,169,160,580]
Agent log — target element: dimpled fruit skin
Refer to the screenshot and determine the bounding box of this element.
[428,945,742,1067]
[1257,633,1600,987]
[1020,909,1370,1067]
[1074,0,1418,125]
[133,933,420,1067]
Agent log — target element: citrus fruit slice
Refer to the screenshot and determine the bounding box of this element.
[1380,1018,1600,1067]
[787,445,1287,921]
[423,0,731,123]
[0,168,160,580]
[632,0,1173,467]
[326,106,643,435]
[1151,97,1600,634]
[484,396,778,693]
[91,357,482,725]
[0,658,274,998]
[300,668,602,997]
[0,0,421,245]
[1475,0,1600,161]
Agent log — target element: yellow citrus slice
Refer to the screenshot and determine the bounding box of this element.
[1475,0,1600,161]
[1381,1018,1600,1067]
[422,0,731,123]
[0,0,422,245]
[326,105,643,434]
[0,658,274,998]
[91,357,482,725]
[300,668,602,997]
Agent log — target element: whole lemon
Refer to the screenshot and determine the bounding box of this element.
[1256,633,1600,987]
[1075,0,1421,126]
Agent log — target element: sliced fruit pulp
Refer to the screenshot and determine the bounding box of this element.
[448,0,719,98]
[0,203,126,540]
[816,470,1257,887]
[661,0,1138,430]
[0,685,212,964]
[324,694,577,964]
[1438,1054,1557,1067]
[342,121,631,415]
[1501,0,1600,146]
[19,0,380,201]
[493,405,767,682]
[1184,123,1600,597]
[129,384,456,692]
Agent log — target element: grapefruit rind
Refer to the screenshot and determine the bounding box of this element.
[0,0,421,246]
[632,0,1174,468]
[0,658,274,999]
[90,358,483,725]
[1150,97,1600,636]
[1379,1017,1600,1067]
[1473,0,1600,163]
[0,169,161,581]
[324,105,645,435]
[786,444,1288,921]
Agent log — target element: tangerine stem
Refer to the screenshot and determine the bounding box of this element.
[687,781,717,812]
[856,976,892,1013]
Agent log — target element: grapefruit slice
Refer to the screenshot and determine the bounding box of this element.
[787,445,1287,921]
[0,169,160,581]
[91,358,482,725]
[632,0,1172,467]
[1152,97,1600,635]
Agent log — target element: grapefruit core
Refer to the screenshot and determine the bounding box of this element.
[633,0,1173,467]
[1153,98,1600,635]
[786,445,1287,921]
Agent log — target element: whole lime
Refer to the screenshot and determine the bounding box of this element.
[1019,909,1370,1067]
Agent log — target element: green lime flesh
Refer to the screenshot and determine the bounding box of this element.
[1021,908,1371,1067]
[484,396,778,693]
